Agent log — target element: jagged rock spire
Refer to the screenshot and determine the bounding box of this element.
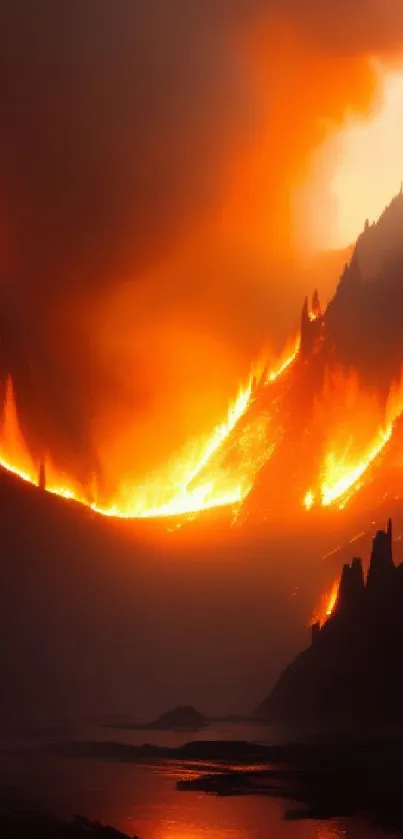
[301,295,309,327]
[366,519,395,594]
[318,521,394,632]
[257,516,403,727]
[335,557,365,616]
[311,289,321,319]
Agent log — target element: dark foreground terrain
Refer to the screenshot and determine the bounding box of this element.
[0,811,138,839]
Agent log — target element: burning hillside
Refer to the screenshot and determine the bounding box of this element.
[1,192,403,523]
[0,336,300,519]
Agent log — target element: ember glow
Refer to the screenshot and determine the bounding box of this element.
[303,368,403,512]
[312,579,339,628]
[0,378,90,504]
[0,314,403,522]
[325,581,339,619]
[0,377,36,486]
[266,337,300,383]
[303,490,315,512]
[0,340,298,520]
[305,425,393,510]
[320,426,392,508]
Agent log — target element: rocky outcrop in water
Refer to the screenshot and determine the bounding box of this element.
[146,705,206,731]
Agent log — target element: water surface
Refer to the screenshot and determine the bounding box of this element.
[0,721,396,839]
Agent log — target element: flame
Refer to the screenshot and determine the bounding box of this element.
[0,341,298,520]
[325,580,339,618]
[93,364,263,519]
[303,368,403,511]
[320,426,392,508]
[266,335,300,383]
[0,377,38,485]
[94,338,299,518]
[304,490,314,511]
[311,579,339,627]
[305,426,393,510]
[1,329,402,524]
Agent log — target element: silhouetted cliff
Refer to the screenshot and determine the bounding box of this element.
[257,518,403,727]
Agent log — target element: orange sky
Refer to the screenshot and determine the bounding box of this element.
[296,67,403,249]
[1,3,403,494]
[331,70,403,246]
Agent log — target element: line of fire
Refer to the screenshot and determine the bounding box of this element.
[2,193,403,529]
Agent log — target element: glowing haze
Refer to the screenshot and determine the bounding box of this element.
[1,310,403,522]
[0,340,299,518]
[326,70,403,247]
[0,1,403,513]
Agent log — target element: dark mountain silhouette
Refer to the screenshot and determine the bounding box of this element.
[257,518,403,727]
[305,191,403,384]
[325,188,403,388]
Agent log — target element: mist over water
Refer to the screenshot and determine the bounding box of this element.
[0,720,391,839]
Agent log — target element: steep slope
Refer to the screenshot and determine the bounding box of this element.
[326,189,403,388]
[0,195,402,524]
[241,189,403,521]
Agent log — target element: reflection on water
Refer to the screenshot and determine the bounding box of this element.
[0,723,399,839]
[314,826,380,839]
[316,827,347,839]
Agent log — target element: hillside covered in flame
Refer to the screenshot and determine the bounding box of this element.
[2,191,403,523]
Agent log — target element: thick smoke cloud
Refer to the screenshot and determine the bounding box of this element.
[0,1,402,487]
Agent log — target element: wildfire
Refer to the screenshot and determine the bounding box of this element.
[320,426,392,507]
[312,579,339,627]
[325,581,339,618]
[304,425,392,510]
[304,490,314,511]
[303,368,403,511]
[1,324,402,524]
[0,339,298,521]
[0,377,37,486]
[94,341,299,518]
[266,336,300,383]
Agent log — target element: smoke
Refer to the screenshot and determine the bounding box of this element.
[0,1,402,488]
[283,0,403,55]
